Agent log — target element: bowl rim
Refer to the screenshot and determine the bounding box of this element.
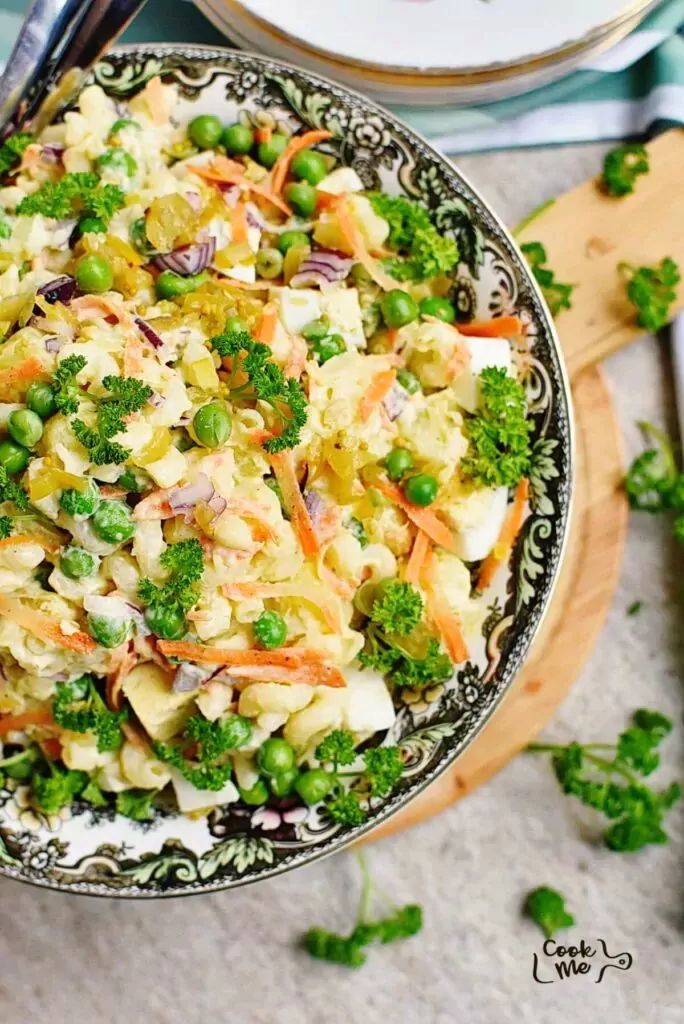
[0,42,574,898]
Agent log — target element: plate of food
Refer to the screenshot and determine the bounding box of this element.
[0,46,571,896]
[196,0,661,104]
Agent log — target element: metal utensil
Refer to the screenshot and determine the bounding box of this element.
[0,0,148,137]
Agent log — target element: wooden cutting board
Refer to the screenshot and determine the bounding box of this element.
[367,130,684,840]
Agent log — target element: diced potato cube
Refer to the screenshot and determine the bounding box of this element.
[122,663,195,741]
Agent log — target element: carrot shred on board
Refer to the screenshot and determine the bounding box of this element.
[335,197,397,291]
[0,710,55,737]
[188,158,292,215]
[230,202,249,245]
[476,478,529,591]
[270,129,332,195]
[0,535,57,553]
[269,452,319,558]
[456,316,523,338]
[256,303,279,345]
[0,357,46,395]
[404,530,431,584]
[359,367,397,422]
[422,552,469,663]
[374,478,456,552]
[0,595,96,653]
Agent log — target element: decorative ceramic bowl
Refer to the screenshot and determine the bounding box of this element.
[0,46,572,897]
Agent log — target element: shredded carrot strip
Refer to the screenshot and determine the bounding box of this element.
[40,736,62,759]
[476,478,530,591]
[404,530,431,585]
[230,202,249,245]
[448,340,471,380]
[270,129,332,195]
[99,485,128,499]
[0,710,55,737]
[256,303,279,345]
[0,357,46,395]
[0,596,96,653]
[269,452,319,558]
[123,329,145,377]
[316,190,339,211]
[335,197,397,291]
[158,640,325,666]
[422,552,469,663]
[359,367,397,422]
[132,489,173,520]
[457,316,523,338]
[375,478,456,552]
[283,335,308,380]
[71,294,131,323]
[106,642,138,711]
[222,580,340,632]
[255,125,272,145]
[0,535,57,553]
[188,159,292,215]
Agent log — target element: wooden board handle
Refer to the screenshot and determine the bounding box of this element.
[516,129,684,378]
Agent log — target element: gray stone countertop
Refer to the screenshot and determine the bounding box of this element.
[1,143,682,1024]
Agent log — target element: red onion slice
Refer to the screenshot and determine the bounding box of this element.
[184,191,202,212]
[208,492,227,522]
[172,663,216,693]
[168,473,215,514]
[134,316,163,350]
[34,276,76,311]
[154,237,216,277]
[304,490,326,530]
[383,383,409,421]
[44,336,63,354]
[290,248,352,288]
[41,143,64,165]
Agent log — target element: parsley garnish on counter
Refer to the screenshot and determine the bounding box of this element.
[52,674,128,752]
[16,171,124,224]
[303,853,423,968]
[520,241,574,317]
[528,709,681,852]
[138,538,205,640]
[461,366,532,488]
[624,421,684,542]
[601,143,649,197]
[210,326,307,452]
[620,257,680,332]
[525,886,575,939]
[368,192,459,282]
[0,132,33,178]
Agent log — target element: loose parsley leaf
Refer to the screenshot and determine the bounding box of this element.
[624,421,684,544]
[210,327,307,452]
[368,192,459,283]
[326,789,367,826]
[0,466,29,511]
[16,171,124,224]
[138,538,205,630]
[52,354,87,414]
[71,373,152,465]
[601,143,649,197]
[521,241,574,317]
[116,789,156,821]
[528,708,680,852]
[52,675,127,752]
[0,132,33,178]
[461,367,533,488]
[626,600,643,616]
[621,257,680,332]
[80,778,107,807]
[363,746,404,797]
[31,762,88,814]
[369,581,423,637]
[525,886,575,939]
[316,729,357,768]
[153,713,252,792]
[0,516,12,538]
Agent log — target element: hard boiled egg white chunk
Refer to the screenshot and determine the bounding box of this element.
[447,486,510,563]
[170,769,239,814]
[342,665,396,736]
[451,336,513,413]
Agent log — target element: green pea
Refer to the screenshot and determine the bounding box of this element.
[75,254,114,295]
[295,768,333,805]
[258,737,295,776]
[301,318,330,343]
[88,614,130,649]
[269,768,299,797]
[277,230,310,256]
[96,148,137,177]
[91,500,135,544]
[59,478,100,520]
[78,217,106,236]
[385,447,414,482]
[396,368,421,394]
[381,289,419,328]
[117,467,149,494]
[145,603,187,641]
[313,333,346,365]
[8,409,43,448]
[192,402,232,449]
[256,132,288,169]
[222,122,254,155]
[155,270,208,300]
[239,779,270,806]
[403,473,438,507]
[109,118,141,136]
[225,315,246,333]
[60,546,97,580]
[26,381,57,419]
[419,295,456,323]
[222,714,252,749]
[253,609,287,649]
[0,439,29,475]
[255,247,284,280]
[290,149,328,186]
[188,114,223,150]
[284,181,317,218]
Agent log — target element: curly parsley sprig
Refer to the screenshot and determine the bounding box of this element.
[314,728,406,827]
[16,171,124,225]
[210,326,307,453]
[624,421,684,544]
[138,539,205,639]
[367,192,459,283]
[461,366,533,489]
[52,674,128,752]
[528,709,681,852]
[153,713,253,791]
[0,132,33,178]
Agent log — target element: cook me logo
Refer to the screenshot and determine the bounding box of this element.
[532,938,633,984]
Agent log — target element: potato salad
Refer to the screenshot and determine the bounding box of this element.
[0,78,532,824]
